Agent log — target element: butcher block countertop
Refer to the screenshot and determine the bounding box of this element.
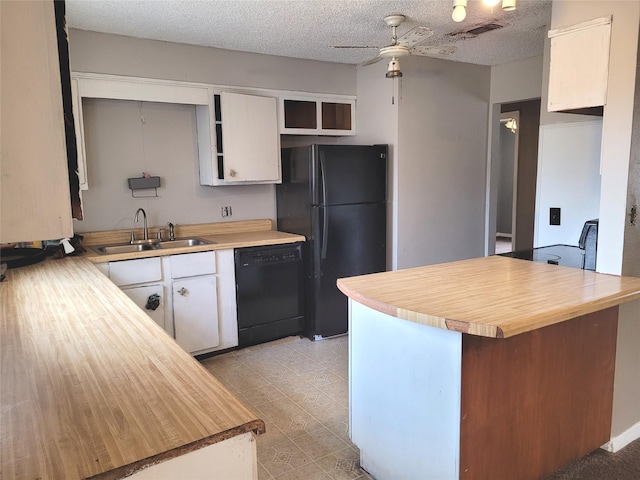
[80,219,305,263]
[337,255,640,338]
[0,257,265,479]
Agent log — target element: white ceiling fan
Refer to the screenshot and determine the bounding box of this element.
[334,15,457,77]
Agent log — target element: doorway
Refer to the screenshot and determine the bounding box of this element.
[487,99,541,255]
[495,111,519,254]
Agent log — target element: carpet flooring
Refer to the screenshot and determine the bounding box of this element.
[546,437,640,479]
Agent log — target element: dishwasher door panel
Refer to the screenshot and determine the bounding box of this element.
[235,243,305,347]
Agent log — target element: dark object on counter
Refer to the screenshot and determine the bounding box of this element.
[235,242,305,347]
[500,219,599,271]
[499,244,585,269]
[277,144,388,340]
[0,248,47,269]
[578,219,598,271]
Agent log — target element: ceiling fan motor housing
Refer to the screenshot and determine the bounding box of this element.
[380,44,410,58]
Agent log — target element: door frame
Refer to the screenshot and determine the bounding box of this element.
[497,110,520,251]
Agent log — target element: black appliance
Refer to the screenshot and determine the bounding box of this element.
[500,219,599,271]
[499,244,585,269]
[235,242,305,347]
[578,219,598,270]
[276,144,388,339]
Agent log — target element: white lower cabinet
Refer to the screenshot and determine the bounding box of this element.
[121,284,166,330]
[99,249,238,355]
[172,275,219,354]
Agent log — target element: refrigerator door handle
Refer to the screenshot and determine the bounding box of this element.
[319,152,329,261]
[321,207,329,261]
[319,150,327,206]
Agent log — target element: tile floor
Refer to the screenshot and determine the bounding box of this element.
[495,235,513,254]
[201,335,370,480]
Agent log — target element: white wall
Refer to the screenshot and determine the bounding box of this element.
[546,1,639,275]
[395,57,491,269]
[534,120,602,247]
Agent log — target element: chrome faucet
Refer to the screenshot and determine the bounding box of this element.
[134,208,149,241]
[167,222,175,241]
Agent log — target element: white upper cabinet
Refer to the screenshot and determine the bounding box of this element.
[1,1,73,243]
[71,74,281,187]
[279,94,356,136]
[198,91,281,185]
[547,16,612,112]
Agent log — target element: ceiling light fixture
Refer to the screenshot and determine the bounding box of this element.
[452,0,467,22]
[385,57,403,78]
[504,118,518,133]
[452,0,516,22]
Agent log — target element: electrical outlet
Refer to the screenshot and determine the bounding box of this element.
[221,206,232,218]
[550,207,561,226]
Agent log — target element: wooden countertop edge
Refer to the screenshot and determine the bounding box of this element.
[89,420,266,480]
[338,280,504,338]
[337,271,640,339]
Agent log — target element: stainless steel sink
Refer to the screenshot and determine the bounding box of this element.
[94,243,158,254]
[92,237,214,255]
[157,238,215,248]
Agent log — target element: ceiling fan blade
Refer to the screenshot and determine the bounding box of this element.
[360,56,383,67]
[411,45,458,57]
[331,45,379,49]
[398,26,433,47]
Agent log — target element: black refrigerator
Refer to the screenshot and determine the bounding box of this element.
[276,144,388,339]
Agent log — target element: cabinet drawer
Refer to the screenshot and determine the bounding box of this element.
[170,251,216,278]
[109,257,163,286]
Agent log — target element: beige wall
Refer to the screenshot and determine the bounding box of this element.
[395,56,491,269]
[353,60,400,269]
[69,29,355,95]
[68,30,358,233]
[487,57,544,254]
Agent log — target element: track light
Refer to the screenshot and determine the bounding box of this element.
[385,57,403,78]
[452,0,467,22]
[502,0,516,11]
[453,0,515,22]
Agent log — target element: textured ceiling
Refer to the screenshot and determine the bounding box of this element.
[65,0,552,66]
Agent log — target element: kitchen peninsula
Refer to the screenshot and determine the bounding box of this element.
[337,255,640,480]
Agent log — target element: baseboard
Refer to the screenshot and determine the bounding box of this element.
[601,421,640,452]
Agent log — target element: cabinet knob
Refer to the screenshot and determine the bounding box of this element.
[178,287,188,296]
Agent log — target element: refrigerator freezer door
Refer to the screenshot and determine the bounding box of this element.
[277,147,313,238]
[311,203,387,338]
[312,145,387,206]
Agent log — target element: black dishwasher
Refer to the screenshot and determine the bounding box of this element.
[235,242,305,347]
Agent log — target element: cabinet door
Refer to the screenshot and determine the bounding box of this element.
[121,284,166,330]
[547,17,612,112]
[220,92,280,182]
[1,1,73,243]
[173,275,220,354]
[109,257,162,287]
